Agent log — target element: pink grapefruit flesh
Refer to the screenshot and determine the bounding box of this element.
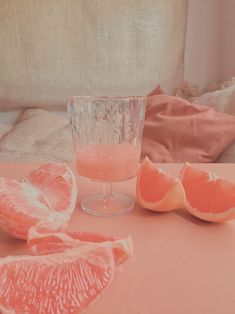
[0,245,115,313]
[136,157,185,212]
[28,223,133,265]
[180,164,235,222]
[0,163,133,313]
[27,162,77,214]
[0,163,77,239]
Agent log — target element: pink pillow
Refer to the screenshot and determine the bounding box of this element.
[142,94,235,163]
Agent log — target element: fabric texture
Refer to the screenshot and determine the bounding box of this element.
[0,109,72,162]
[142,94,235,163]
[192,84,235,116]
[0,90,235,163]
[0,0,188,109]
[216,144,235,163]
[192,85,235,162]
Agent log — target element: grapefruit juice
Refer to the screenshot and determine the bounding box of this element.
[76,143,141,182]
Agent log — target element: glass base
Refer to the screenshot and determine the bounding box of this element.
[80,192,135,217]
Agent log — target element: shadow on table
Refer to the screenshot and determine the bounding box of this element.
[133,203,173,219]
[134,205,235,232]
[173,208,235,230]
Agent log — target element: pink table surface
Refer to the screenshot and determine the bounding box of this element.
[1,163,235,314]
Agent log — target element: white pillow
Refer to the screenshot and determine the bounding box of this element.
[192,84,235,162]
[192,84,235,115]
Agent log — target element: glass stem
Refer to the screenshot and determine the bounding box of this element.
[103,182,113,200]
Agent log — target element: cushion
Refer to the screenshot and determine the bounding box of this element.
[142,94,235,162]
[192,84,235,115]
[216,144,235,163]
[0,0,187,109]
[192,85,235,162]
[0,109,72,162]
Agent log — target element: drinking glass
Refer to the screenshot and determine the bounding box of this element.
[67,96,146,217]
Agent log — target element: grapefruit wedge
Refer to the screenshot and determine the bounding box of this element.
[180,164,235,222]
[28,223,133,265]
[136,157,185,212]
[0,163,77,239]
[0,244,116,313]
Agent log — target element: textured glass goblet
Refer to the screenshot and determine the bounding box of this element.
[68,96,146,217]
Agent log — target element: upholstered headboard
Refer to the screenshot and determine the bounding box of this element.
[0,0,188,109]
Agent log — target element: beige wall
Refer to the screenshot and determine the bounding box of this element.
[221,0,235,81]
[185,0,235,88]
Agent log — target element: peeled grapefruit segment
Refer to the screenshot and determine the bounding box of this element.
[0,163,77,240]
[28,162,77,214]
[136,157,185,211]
[180,164,235,222]
[0,245,116,313]
[28,223,133,265]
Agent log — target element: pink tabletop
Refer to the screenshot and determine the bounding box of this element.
[1,163,235,314]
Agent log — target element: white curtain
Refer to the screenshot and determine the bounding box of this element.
[0,0,188,109]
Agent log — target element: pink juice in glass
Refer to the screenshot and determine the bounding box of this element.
[76,143,141,182]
